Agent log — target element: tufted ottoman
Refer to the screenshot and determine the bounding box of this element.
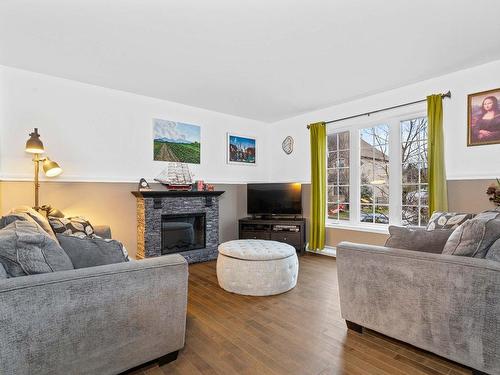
[216,239,299,296]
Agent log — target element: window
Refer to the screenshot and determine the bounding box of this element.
[325,112,429,230]
[360,124,390,224]
[327,131,350,221]
[401,117,429,226]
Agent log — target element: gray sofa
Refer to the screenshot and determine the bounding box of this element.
[337,233,500,375]
[0,224,188,375]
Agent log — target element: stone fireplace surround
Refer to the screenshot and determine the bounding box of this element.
[132,190,224,263]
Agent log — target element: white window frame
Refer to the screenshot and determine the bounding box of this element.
[326,105,427,234]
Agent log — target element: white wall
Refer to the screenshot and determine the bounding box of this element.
[2,59,500,186]
[0,65,270,184]
[269,59,500,182]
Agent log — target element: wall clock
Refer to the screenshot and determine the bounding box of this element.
[282,136,294,155]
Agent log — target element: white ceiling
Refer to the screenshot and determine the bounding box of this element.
[1,0,500,122]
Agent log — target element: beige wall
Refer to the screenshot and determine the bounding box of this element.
[325,228,388,247]
[0,181,246,259]
[448,179,497,213]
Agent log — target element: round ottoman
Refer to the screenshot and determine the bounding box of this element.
[216,239,299,296]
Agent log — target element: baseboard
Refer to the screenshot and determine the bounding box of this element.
[306,246,336,257]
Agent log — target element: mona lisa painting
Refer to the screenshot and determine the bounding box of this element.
[468,88,500,146]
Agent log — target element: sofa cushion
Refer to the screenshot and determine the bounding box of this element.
[0,212,35,229]
[485,237,500,262]
[56,234,128,269]
[426,211,474,231]
[385,226,453,254]
[442,210,500,258]
[49,216,95,237]
[0,263,7,279]
[0,221,74,277]
[10,206,59,243]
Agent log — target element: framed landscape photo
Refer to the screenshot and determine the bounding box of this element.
[153,119,201,164]
[467,88,500,146]
[227,133,256,165]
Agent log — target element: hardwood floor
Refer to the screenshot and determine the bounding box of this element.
[131,253,471,375]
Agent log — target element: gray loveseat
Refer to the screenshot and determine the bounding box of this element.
[0,222,188,375]
[337,221,500,375]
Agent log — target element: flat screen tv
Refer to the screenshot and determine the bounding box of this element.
[247,183,302,216]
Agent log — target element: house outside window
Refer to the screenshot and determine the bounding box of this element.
[327,131,350,221]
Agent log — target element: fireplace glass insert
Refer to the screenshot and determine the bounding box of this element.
[161,213,206,255]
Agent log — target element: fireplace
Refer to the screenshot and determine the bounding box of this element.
[161,213,206,255]
[133,190,224,263]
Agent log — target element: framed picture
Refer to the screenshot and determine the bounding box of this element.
[153,119,201,164]
[227,133,256,165]
[467,88,500,146]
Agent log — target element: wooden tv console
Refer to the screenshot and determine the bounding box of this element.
[238,217,306,255]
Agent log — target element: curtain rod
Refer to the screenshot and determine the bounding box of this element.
[307,91,451,128]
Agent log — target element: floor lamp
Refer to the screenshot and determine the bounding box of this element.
[25,128,63,211]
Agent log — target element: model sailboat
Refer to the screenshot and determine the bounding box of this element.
[155,162,193,191]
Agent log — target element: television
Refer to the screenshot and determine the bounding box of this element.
[247,183,302,216]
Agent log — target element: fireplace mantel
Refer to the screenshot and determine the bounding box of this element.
[131,190,225,198]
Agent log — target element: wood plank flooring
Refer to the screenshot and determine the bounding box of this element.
[131,253,471,375]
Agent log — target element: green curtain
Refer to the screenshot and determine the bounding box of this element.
[309,122,326,251]
[427,94,448,213]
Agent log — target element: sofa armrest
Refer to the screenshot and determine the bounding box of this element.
[336,242,500,374]
[94,224,112,239]
[0,254,188,375]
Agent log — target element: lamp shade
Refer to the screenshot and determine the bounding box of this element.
[25,128,45,154]
[43,158,62,177]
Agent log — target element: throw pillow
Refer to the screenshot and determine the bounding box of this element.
[49,216,95,237]
[10,206,59,243]
[426,211,474,231]
[442,210,500,258]
[385,225,454,254]
[56,234,129,269]
[0,221,74,277]
[0,212,35,229]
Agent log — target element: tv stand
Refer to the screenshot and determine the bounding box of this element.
[239,217,306,255]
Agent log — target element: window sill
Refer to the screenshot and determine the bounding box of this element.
[325,222,390,235]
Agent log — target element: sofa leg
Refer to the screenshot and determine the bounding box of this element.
[158,350,179,366]
[346,320,363,333]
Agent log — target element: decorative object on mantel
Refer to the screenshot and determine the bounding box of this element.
[25,128,63,211]
[154,162,193,191]
[192,180,204,191]
[153,118,201,164]
[467,87,500,147]
[227,133,256,165]
[486,179,500,205]
[282,136,294,155]
[206,184,215,191]
[138,178,151,191]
